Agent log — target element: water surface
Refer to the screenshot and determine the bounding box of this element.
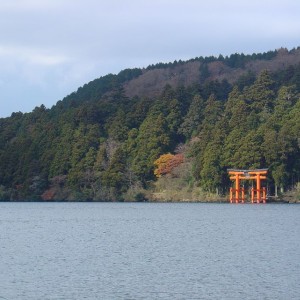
[0,202,299,299]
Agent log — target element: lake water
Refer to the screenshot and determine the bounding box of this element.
[0,202,299,300]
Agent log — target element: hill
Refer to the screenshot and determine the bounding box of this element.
[0,47,299,201]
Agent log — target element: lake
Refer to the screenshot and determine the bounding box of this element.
[0,202,299,299]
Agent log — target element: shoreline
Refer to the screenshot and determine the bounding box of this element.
[0,198,299,204]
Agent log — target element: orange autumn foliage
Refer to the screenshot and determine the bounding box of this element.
[154,153,184,178]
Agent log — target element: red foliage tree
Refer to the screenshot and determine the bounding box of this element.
[154,153,184,178]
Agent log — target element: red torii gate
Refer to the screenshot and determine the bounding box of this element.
[228,169,268,203]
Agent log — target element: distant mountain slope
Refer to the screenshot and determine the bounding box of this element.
[57,47,300,110]
[124,48,300,98]
[0,47,300,201]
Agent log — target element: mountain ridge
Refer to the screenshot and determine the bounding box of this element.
[0,47,299,202]
[54,47,300,111]
[124,47,300,99]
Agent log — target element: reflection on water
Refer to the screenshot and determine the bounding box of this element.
[0,202,299,300]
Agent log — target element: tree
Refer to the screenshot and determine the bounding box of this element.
[106,110,129,141]
[244,70,275,112]
[154,153,184,178]
[231,130,264,169]
[178,94,205,138]
[131,111,171,181]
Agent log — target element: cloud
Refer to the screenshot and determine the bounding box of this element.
[0,0,64,12]
[0,0,299,117]
[0,45,68,66]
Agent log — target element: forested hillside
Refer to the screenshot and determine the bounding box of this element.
[0,48,300,201]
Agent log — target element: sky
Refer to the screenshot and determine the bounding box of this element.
[0,0,299,118]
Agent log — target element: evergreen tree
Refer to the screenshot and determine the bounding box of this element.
[244,70,275,112]
[178,94,205,138]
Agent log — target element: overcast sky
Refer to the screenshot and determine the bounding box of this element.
[0,0,299,117]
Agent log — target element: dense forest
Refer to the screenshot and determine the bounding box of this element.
[0,48,300,201]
